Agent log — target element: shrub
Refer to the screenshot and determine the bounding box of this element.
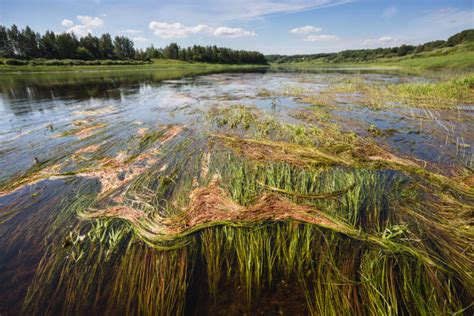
[4,59,28,65]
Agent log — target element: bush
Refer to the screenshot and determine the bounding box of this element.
[4,59,28,65]
[84,60,101,65]
[43,59,66,66]
[29,59,47,66]
[100,60,115,65]
[13,58,152,67]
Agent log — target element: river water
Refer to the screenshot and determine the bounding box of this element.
[0,68,472,314]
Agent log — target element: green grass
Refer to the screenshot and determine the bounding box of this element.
[0,58,268,74]
[323,73,474,109]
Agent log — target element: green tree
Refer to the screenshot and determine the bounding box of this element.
[19,26,39,58]
[114,36,135,59]
[145,44,162,59]
[0,25,13,57]
[39,31,57,58]
[447,29,474,46]
[163,43,179,59]
[99,33,115,59]
[56,32,79,59]
[7,25,20,56]
[80,34,101,59]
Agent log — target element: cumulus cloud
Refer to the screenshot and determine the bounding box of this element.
[149,22,256,38]
[304,34,338,41]
[62,16,104,37]
[289,25,322,34]
[383,6,398,18]
[61,19,74,27]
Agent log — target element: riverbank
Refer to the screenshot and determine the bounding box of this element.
[0,58,269,74]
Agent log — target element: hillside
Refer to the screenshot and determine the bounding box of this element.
[268,29,474,71]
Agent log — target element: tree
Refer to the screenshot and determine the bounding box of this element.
[0,25,13,57]
[0,24,268,64]
[80,34,101,59]
[99,33,115,59]
[76,47,93,60]
[145,45,162,59]
[162,43,179,59]
[39,31,57,58]
[114,36,135,59]
[7,25,20,56]
[447,29,474,47]
[56,32,79,59]
[19,26,39,58]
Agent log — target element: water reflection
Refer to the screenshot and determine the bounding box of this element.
[0,68,269,115]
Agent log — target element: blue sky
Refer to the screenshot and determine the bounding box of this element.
[1,0,473,54]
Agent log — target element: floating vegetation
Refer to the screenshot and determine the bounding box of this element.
[1,70,473,315]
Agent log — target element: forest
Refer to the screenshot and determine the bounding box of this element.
[0,25,268,65]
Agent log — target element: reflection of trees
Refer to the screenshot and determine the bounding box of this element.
[0,68,268,116]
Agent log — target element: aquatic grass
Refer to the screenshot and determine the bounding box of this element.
[325,73,474,109]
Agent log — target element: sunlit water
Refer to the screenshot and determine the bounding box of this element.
[1,70,472,183]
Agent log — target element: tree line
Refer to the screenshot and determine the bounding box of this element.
[0,25,267,64]
[148,43,267,64]
[267,29,474,64]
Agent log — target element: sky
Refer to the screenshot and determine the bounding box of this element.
[0,0,473,54]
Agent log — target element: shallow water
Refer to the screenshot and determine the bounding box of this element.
[0,68,472,314]
[1,70,472,182]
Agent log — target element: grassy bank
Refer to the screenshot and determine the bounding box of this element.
[274,42,474,73]
[0,58,269,74]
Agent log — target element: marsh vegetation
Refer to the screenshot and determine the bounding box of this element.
[0,67,473,315]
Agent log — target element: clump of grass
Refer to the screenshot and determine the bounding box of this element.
[326,74,474,109]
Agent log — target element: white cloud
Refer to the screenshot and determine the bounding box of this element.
[133,36,150,43]
[62,16,104,37]
[61,19,74,27]
[123,29,143,34]
[378,36,394,43]
[290,25,322,34]
[304,34,338,41]
[362,36,400,47]
[383,6,398,18]
[149,21,256,38]
[77,16,104,28]
[213,27,256,37]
